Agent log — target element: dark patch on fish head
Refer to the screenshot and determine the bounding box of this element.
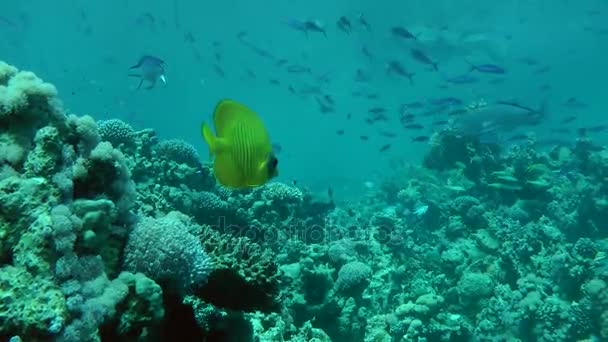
[267,153,279,179]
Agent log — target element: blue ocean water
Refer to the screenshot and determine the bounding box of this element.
[2,0,606,194]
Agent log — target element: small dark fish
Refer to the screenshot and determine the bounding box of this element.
[387,60,414,85]
[287,65,311,73]
[337,16,352,34]
[298,85,322,95]
[379,144,391,152]
[368,112,388,122]
[411,135,430,142]
[275,59,289,67]
[213,64,225,77]
[288,85,296,94]
[269,79,280,85]
[316,72,332,84]
[361,46,374,60]
[367,93,380,100]
[467,61,507,74]
[284,18,327,37]
[368,107,387,114]
[284,18,308,33]
[282,18,316,37]
[379,131,396,138]
[404,123,424,130]
[360,135,369,141]
[315,96,334,113]
[401,113,415,123]
[535,66,551,74]
[560,115,577,124]
[328,186,334,201]
[391,26,417,40]
[563,97,587,109]
[358,14,371,31]
[587,125,608,133]
[336,129,345,135]
[355,69,372,82]
[346,113,352,120]
[432,120,449,126]
[410,48,438,71]
[302,20,327,37]
[128,55,167,89]
[322,94,335,106]
[443,73,479,84]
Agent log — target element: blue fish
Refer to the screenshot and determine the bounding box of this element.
[386,60,415,85]
[410,48,438,71]
[284,18,326,37]
[467,60,507,74]
[562,97,588,109]
[391,26,417,40]
[129,55,166,89]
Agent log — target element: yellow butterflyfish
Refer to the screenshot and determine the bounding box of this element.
[201,99,279,189]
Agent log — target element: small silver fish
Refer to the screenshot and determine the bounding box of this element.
[413,205,429,217]
[128,55,167,89]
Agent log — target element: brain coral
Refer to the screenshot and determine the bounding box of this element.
[97,119,135,147]
[154,139,201,168]
[335,261,373,296]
